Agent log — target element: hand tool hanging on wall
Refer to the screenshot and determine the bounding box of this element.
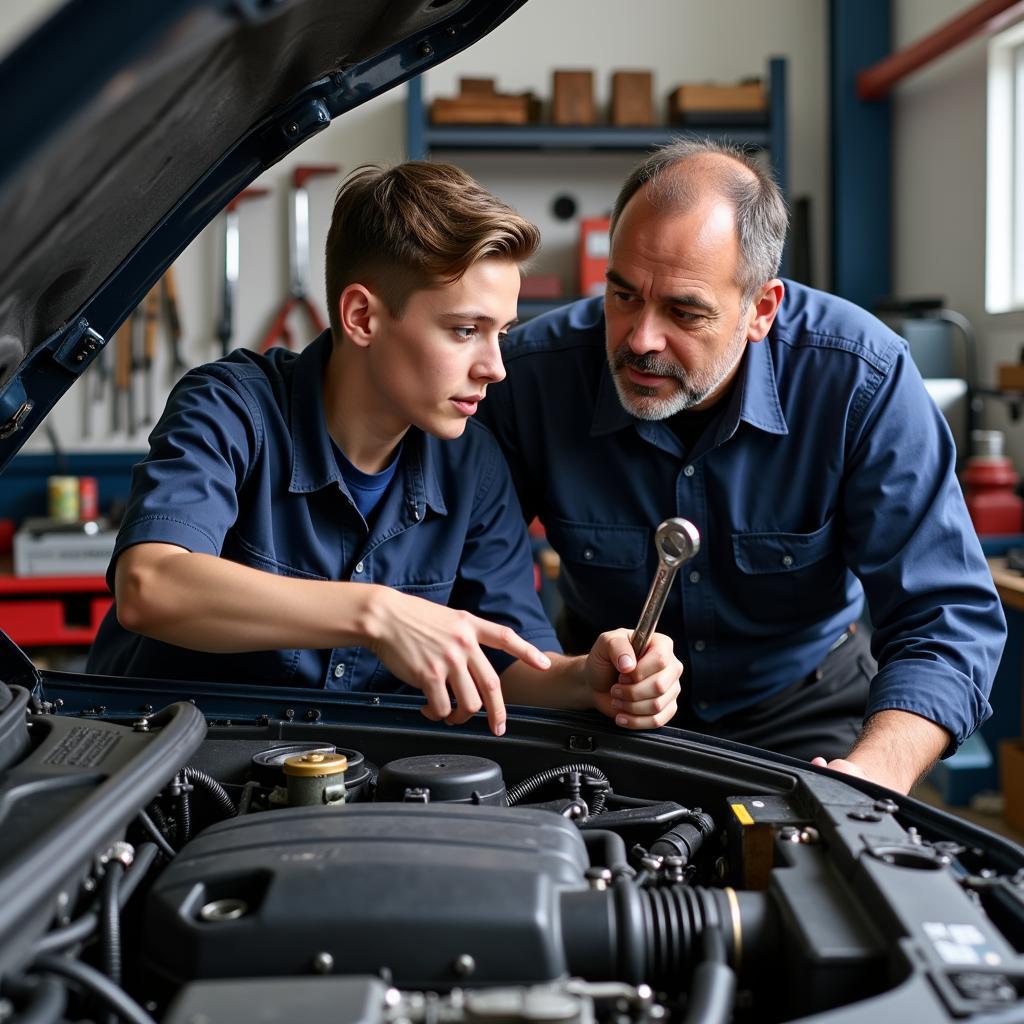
[258,164,338,352]
[162,263,186,382]
[113,317,132,435]
[216,187,270,357]
[142,284,160,425]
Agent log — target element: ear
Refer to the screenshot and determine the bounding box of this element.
[338,284,383,348]
[745,279,785,343]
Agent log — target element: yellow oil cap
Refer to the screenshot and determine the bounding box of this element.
[283,751,349,777]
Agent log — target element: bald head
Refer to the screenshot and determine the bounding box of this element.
[611,139,788,300]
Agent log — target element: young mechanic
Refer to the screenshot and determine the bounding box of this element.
[87,162,682,735]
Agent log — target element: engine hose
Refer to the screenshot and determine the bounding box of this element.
[1,974,66,1024]
[174,773,192,847]
[640,884,729,987]
[507,763,609,814]
[681,926,736,1024]
[649,810,716,866]
[100,861,124,985]
[32,955,157,1024]
[136,809,177,860]
[182,766,238,819]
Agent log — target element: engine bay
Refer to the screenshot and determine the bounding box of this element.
[1,666,1024,1024]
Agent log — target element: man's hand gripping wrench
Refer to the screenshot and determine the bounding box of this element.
[631,518,701,656]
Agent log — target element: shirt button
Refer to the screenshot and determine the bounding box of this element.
[781,554,794,567]
[694,640,706,652]
[683,465,695,477]
[413,508,422,521]
[354,561,364,573]
[688,570,700,583]
[334,664,345,679]
[583,548,595,561]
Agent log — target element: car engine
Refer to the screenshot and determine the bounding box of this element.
[1,662,1023,1024]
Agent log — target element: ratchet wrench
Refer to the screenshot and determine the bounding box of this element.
[631,518,701,656]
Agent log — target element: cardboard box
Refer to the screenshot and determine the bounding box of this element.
[611,71,654,126]
[1000,738,1024,832]
[668,81,766,121]
[552,70,595,125]
[578,216,610,298]
[997,364,1024,391]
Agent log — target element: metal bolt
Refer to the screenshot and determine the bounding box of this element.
[312,951,335,974]
[799,827,820,844]
[586,867,612,891]
[133,718,151,732]
[873,798,898,814]
[419,42,434,58]
[453,953,475,977]
[284,708,295,720]
[306,708,321,722]
[54,699,63,709]
[286,122,299,134]
[371,696,381,705]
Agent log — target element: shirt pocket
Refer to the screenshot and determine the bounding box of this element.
[731,516,845,623]
[547,517,649,571]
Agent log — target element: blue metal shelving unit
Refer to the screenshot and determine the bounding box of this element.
[405,58,788,199]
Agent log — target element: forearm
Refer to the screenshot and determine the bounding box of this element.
[115,545,382,653]
[845,709,951,793]
[501,653,594,711]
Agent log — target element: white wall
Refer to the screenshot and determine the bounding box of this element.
[893,0,1024,465]
[7,0,828,453]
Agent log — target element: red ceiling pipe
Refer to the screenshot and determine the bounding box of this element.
[857,0,1023,101]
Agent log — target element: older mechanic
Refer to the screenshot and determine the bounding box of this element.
[478,138,1005,794]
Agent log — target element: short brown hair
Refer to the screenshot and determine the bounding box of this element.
[325,162,540,338]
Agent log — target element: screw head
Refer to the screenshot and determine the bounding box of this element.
[312,951,334,974]
[453,953,475,977]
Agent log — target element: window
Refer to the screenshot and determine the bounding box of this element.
[987,19,1024,313]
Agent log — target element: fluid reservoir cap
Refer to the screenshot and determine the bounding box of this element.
[283,751,349,777]
[376,754,506,805]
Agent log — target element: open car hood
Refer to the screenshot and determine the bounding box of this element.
[0,0,525,469]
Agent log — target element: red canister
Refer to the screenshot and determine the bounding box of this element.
[78,476,99,521]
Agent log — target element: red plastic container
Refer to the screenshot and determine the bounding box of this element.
[962,455,1024,535]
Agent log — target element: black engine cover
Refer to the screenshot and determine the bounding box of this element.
[143,803,589,988]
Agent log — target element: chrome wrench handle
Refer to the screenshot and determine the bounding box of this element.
[631,518,701,656]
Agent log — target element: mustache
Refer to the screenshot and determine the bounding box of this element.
[612,349,685,381]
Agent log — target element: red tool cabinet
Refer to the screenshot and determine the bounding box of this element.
[0,573,112,647]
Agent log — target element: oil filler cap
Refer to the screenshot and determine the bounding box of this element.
[283,751,349,777]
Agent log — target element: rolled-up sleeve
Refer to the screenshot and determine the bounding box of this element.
[843,348,1005,751]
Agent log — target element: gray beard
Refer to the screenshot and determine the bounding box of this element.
[608,323,747,421]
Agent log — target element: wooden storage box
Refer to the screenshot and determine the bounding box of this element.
[611,71,654,126]
[999,738,1024,832]
[668,81,766,121]
[552,70,595,125]
[430,77,538,125]
[997,364,1024,391]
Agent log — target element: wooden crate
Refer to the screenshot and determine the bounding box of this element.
[997,364,1024,391]
[611,71,654,126]
[668,80,766,121]
[430,94,534,125]
[552,70,595,125]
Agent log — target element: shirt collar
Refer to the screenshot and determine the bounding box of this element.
[590,334,788,441]
[287,331,447,515]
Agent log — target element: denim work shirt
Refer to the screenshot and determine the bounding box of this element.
[477,282,1005,751]
[88,332,559,691]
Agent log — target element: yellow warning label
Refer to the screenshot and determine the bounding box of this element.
[731,802,754,826]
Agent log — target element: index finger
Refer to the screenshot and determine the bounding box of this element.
[468,649,508,736]
[477,619,552,672]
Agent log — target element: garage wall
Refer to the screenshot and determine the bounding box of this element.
[3,0,828,454]
[892,0,1024,466]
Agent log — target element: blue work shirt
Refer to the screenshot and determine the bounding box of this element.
[478,283,1005,751]
[87,332,559,691]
